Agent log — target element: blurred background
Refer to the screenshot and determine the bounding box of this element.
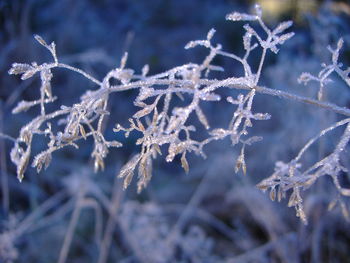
[1,0,350,262]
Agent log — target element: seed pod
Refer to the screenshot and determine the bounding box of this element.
[181,152,189,174]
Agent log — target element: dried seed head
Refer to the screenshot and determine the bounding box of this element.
[181,152,189,174]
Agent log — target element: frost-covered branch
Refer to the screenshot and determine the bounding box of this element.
[4,5,350,223]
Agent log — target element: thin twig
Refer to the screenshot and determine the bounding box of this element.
[165,162,215,250]
[14,190,67,236]
[97,176,123,263]
[106,77,350,117]
[56,63,102,86]
[252,85,350,117]
[58,188,85,263]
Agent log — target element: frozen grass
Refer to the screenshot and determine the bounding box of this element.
[1,2,350,262]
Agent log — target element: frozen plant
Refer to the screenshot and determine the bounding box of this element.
[258,37,350,223]
[3,5,350,223]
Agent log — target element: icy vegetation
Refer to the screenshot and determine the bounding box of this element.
[1,2,350,262]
